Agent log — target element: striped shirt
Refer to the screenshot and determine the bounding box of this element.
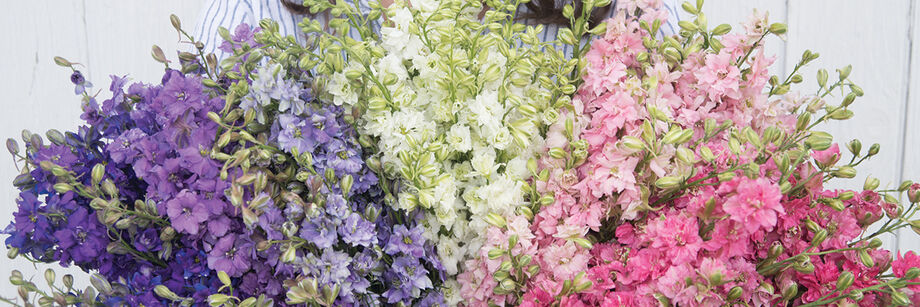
[192,0,683,59]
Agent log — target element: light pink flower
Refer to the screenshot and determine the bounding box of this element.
[722,177,784,233]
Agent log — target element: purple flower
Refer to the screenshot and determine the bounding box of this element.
[299,215,337,249]
[383,256,433,304]
[106,128,147,164]
[178,146,219,178]
[384,225,426,257]
[324,194,349,219]
[71,70,92,94]
[207,234,253,277]
[52,208,108,265]
[133,228,162,253]
[165,190,209,235]
[339,213,376,248]
[277,114,316,154]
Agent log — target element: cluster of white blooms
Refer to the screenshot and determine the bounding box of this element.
[324,0,568,277]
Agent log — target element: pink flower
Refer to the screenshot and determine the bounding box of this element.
[893,251,920,291]
[657,264,700,306]
[722,177,784,233]
[646,211,703,264]
[811,143,840,168]
[540,241,590,281]
[579,152,639,198]
[694,52,742,101]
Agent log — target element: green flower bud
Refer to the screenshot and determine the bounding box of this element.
[62,274,73,289]
[805,131,833,151]
[488,249,505,260]
[867,143,880,156]
[90,274,112,294]
[781,283,798,301]
[846,139,862,156]
[858,249,874,267]
[891,290,910,306]
[811,229,828,245]
[154,285,181,301]
[836,271,854,291]
[53,183,73,193]
[619,136,645,151]
[90,164,105,186]
[769,22,788,34]
[485,213,507,229]
[869,238,884,249]
[726,286,743,301]
[655,176,682,189]
[864,177,880,191]
[159,226,177,242]
[717,172,736,182]
[904,267,920,280]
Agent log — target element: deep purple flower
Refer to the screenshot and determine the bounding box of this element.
[71,71,92,94]
[384,225,426,257]
[165,190,209,235]
[133,228,162,253]
[207,234,253,277]
[52,207,108,265]
[11,192,45,234]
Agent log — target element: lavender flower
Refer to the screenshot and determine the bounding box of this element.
[165,190,209,235]
[207,234,254,277]
[385,225,427,258]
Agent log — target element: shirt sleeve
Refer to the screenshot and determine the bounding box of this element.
[660,0,683,37]
[192,0,255,59]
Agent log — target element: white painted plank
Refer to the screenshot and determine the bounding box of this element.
[898,1,920,253]
[702,0,787,76]
[786,0,913,252]
[83,1,205,84]
[0,0,202,299]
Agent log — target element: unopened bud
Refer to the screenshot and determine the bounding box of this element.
[863,176,880,191]
[782,283,798,301]
[655,176,682,189]
[91,164,104,185]
[836,271,854,290]
[868,143,880,156]
[858,249,875,267]
[726,286,743,301]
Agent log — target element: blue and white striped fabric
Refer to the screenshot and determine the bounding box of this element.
[192,0,684,59]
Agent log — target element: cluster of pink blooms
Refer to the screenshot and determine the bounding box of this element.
[458,1,920,306]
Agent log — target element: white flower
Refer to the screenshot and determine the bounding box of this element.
[447,124,472,152]
[469,147,497,179]
[491,126,512,150]
[437,236,463,275]
[327,72,357,106]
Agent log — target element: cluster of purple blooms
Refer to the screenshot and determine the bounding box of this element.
[3,24,446,306]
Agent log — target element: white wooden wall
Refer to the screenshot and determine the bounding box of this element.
[1,0,919,299]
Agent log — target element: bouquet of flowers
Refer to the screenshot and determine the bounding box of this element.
[3,0,920,306]
[3,15,444,307]
[462,1,920,306]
